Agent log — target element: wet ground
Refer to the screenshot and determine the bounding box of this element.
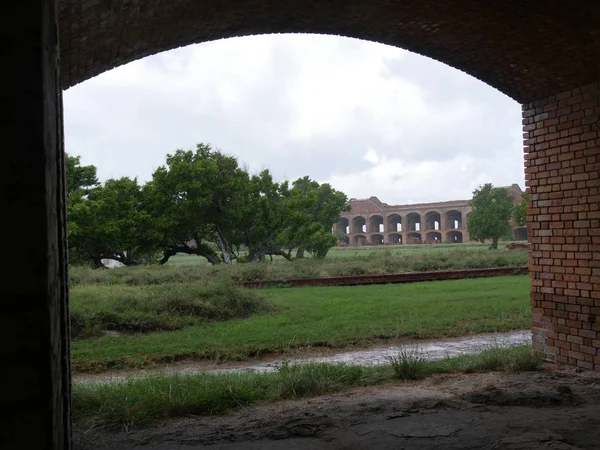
[74,330,531,383]
[74,367,600,450]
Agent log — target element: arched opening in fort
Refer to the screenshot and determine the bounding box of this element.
[388,233,402,244]
[446,210,462,230]
[6,2,600,445]
[353,216,367,234]
[406,232,422,244]
[446,231,463,243]
[513,227,528,242]
[340,236,350,246]
[370,234,384,245]
[426,232,442,244]
[406,213,421,232]
[369,215,384,234]
[353,235,367,247]
[387,214,402,232]
[424,211,441,231]
[338,218,350,235]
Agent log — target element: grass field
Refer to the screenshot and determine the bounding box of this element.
[165,243,493,265]
[71,246,527,286]
[73,344,542,431]
[71,275,530,373]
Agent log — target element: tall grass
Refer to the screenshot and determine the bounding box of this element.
[71,280,272,339]
[70,247,527,286]
[72,345,542,432]
[388,346,427,380]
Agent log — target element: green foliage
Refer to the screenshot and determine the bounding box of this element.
[280,176,349,259]
[70,275,530,372]
[70,280,272,339]
[143,144,249,264]
[70,246,527,286]
[72,345,541,431]
[432,344,543,373]
[467,183,514,249]
[67,144,350,267]
[65,154,99,199]
[512,192,529,227]
[68,177,159,266]
[234,170,293,262]
[388,347,427,380]
[276,361,364,397]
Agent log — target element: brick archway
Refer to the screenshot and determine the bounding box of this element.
[3,1,600,447]
[59,1,600,103]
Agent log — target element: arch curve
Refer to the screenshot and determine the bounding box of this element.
[59,1,600,101]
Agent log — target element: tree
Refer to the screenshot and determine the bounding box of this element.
[467,183,513,249]
[65,144,352,266]
[512,192,529,227]
[65,154,99,199]
[144,144,251,265]
[279,177,349,259]
[232,170,294,263]
[65,154,101,265]
[68,177,158,267]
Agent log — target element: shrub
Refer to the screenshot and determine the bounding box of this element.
[276,361,364,398]
[388,346,427,380]
[70,280,273,339]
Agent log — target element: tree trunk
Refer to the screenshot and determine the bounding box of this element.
[215,227,232,264]
[91,255,105,269]
[159,245,219,265]
[490,237,499,249]
[296,248,305,259]
[248,247,292,263]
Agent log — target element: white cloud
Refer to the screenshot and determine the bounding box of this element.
[363,147,379,164]
[63,33,524,205]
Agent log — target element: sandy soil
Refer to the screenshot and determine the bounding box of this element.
[74,365,600,450]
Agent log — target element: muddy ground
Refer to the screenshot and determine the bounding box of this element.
[74,366,600,450]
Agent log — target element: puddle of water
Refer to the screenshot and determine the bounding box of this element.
[75,330,531,384]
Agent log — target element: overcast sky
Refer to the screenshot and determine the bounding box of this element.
[63,34,524,205]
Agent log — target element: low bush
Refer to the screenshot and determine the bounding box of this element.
[388,346,427,380]
[70,280,273,339]
[69,247,528,286]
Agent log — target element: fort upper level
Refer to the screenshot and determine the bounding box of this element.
[334,184,526,245]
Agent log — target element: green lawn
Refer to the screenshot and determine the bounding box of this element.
[165,254,213,266]
[325,243,490,258]
[72,275,530,373]
[166,243,491,265]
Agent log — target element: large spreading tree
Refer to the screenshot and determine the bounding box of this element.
[66,144,350,266]
[143,144,247,264]
[68,177,158,267]
[467,183,514,249]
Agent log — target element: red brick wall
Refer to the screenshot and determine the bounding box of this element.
[523,82,600,371]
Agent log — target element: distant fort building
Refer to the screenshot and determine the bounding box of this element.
[333,184,527,246]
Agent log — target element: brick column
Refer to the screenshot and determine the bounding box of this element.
[0,0,72,447]
[523,82,600,371]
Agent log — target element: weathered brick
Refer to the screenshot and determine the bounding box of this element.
[525,83,600,372]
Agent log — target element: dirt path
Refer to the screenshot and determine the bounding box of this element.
[74,366,600,450]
